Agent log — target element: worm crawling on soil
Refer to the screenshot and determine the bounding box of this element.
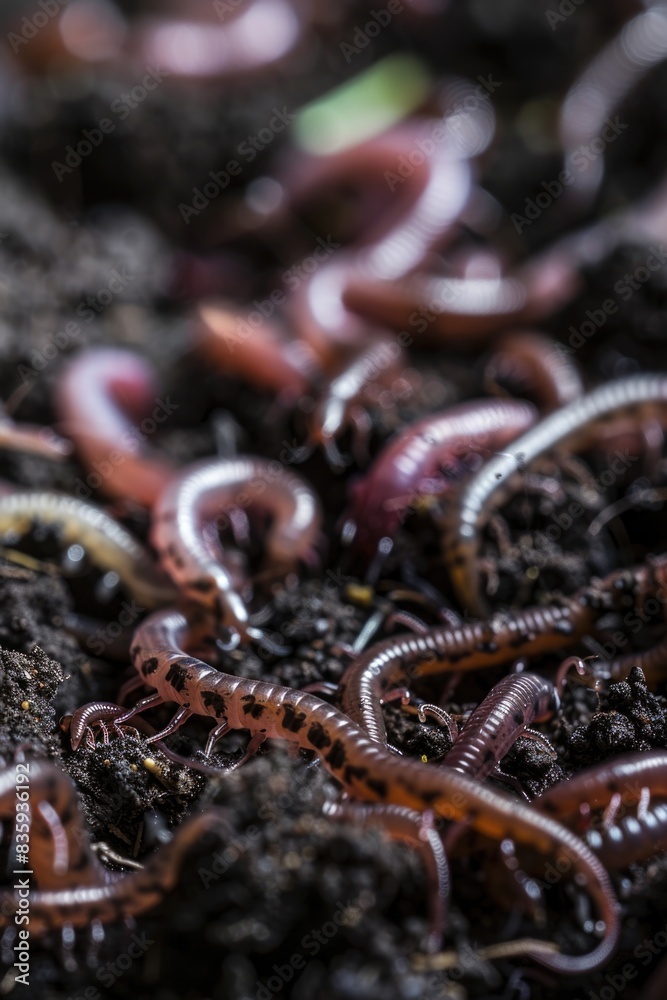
[306,338,412,467]
[584,800,667,870]
[0,760,228,932]
[343,397,537,557]
[442,672,557,780]
[484,332,584,413]
[446,374,667,616]
[151,456,322,638]
[559,6,667,210]
[104,605,621,974]
[323,799,449,953]
[55,348,175,508]
[0,491,175,607]
[196,301,322,400]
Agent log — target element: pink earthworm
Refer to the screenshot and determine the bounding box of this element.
[0,410,72,461]
[54,348,175,508]
[100,604,622,974]
[559,5,667,210]
[306,337,412,466]
[196,299,322,400]
[446,375,667,617]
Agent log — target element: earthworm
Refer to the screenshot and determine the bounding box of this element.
[323,799,449,953]
[0,409,72,462]
[338,602,591,746]
[0,490,175,607]
[536,751,667,867]
[54,348,175,508]
[445,374,667,616]
[306,338,411,466]
[113,605,620,973]
[442,673,557,780]
[64,700,139,751]
[483,332,584,413]
[196,300,322,400]
[284,120,474,363]
[150,457,322,637]
[0,760,228,932]
[537,751,667,825]
[584,800,667,870]
[344,397,537,557]
[559,6,667,209]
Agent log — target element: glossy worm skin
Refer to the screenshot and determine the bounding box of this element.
[285,121,474,363]
[122,606,619,973]
[537,751,667,824]
[0,491,175,607]
[54,348,175,508]
[343,256,532,345]
[0,761,228,932]
[196,301,322,399]
[323,799,449,953]
[11,0,303,80]
[538,752,667,868]
[339,603,591,745]
[484,332,584,413]
[584,801,667,870]
[151,457,321,635]
[345,397,537,557]
[559,6,667,209]
[443,673,557,780]
[446,375,667,616]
